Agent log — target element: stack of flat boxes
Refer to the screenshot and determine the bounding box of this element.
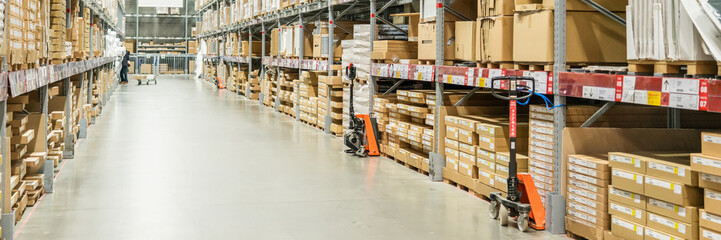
[247,70,260,100]
[7,0,24,64]
[278,71,298,116]
[46,82,66,168]
[445,114,529,194]
[24,0,40,64]
[609,152,701,240]
[691,132,721,240]
[395,90,433,171]
[228,66,238,92]
[260,71,275,107]
[564,154,610,240]
[298,71,322,125]
[374,96,396,155]
[527,105,557,205]
[317,75,343,134]
[6,98,43,223]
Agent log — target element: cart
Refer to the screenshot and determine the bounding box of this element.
[135,75,157,85]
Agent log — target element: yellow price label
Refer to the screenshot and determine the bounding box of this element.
[417,73,422,80]
[647,91,662,106]
[446,75,453,83]
[477,78,485,87]
[395,72,400,78]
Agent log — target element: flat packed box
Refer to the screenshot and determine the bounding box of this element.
[644,175,702,206]
[611,216,644,240]
[609,186,646,210]
[648,212,697,240]
[454,21,476,61]
[702,132,721,157]
[645,227,685,240]
[609,201,646,225]
[702,227,721,240]
[646,197,699,224]
[609,152,646,174]
[611,168,644,194]
[692,153,721,176]
[566,216,605,240]
[700,173,721,192]
[476,16,514,62]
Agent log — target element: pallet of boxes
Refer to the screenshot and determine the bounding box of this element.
[317,75,343,135]
[374,95,397,157]
[297,71,323,127]
[279,71,298,116]
[48,0,68,63]
[6,96,47,223]
[691,132,721,240]
[260,70,276,107]
[382,90,436,174]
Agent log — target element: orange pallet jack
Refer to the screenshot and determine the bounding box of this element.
[343,64,379,157]
[488,76,545,232]
[215,77,225,89]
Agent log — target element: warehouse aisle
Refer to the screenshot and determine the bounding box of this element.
[15,76,563,240]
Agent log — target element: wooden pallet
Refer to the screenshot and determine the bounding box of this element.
[443,178,472,193]
[514,62,554,71]
[477,61,514,69]
[629,60,718,75]
[418,59,455,66]
[26,187,45,207]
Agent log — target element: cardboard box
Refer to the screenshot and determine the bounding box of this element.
[693,153,721,176]
[647,197,699,224]
[568,206,610,228]
[476,148,496,162]
[459,150,476,165]
[700,173,721,192]
[611,169,644,194]
[446,126,459,140]
[477,158,496,173]
[569,185,606,204]
[645,227,685,240]
[447,156,459,171]
[478,135,528,152]
[568,163,610,180]
[568,200,608,221]
[567,216,606,240]
[495,152,528,168]
[609,152,646,174]
[478,0,514,17]
[458,159,477,178]
[611,216,645,240]
[570,178,606,196]
[706,189,721,216]
[702,132,721,157]
[454,21,476,61]
[609,186,646,210]
[457,128,478,145]
[701,228,721,240]
[418,22,455,60]
[644,175,702,206]
[477,169,495,186]
[648,212,697,240]
[609,201,646,225]
[513,10,626,63]
[494,175,508,192]
[476,16,514,62]
[570,171,609,189]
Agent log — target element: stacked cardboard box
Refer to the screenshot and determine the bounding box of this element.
[389,90,435,171]
[260,71,275,107]
[227,65,239,92]
[247,70,260,100]
[374,95,397,154]
[25,0,40,63]
[608,152,701,240]
[691,132,721,240]
[476,0,514,65]
[417,22,455,62]
[512,0,626,64]
[317,75,343,134]
[278,71,298,116]
[370,40,418,62]
[297,71,323,125]
[564,154,610,240]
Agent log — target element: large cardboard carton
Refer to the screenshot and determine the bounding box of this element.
[513,10,626,63]
[476,16,514,63]
[418,22,455,60]
[706,189,721,216]
[454,21,476,61]
[644,153,697,186]
[611,169,644,194]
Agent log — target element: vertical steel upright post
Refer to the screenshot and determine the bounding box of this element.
[275,16,280,108]
[88,11,96,124]
[324,1,333,134]
[296,12,302,120]
[429,0,445,182]
[0,100,10,240]
[548,0,567,234]
[369,0,376,117]
[261,21,266,80]
[249,28,254,99]
[184,0,189,74]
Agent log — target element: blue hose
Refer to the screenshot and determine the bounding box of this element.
[516,89,565,110]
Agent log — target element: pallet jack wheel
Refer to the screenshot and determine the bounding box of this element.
[489,200,500,219]
[499,206,509,226]
[517,213,529,232]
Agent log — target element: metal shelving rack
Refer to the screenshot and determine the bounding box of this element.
[0,0,124,238]
[195,0,721,234]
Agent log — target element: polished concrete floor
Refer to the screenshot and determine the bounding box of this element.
[15,76,565,239]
